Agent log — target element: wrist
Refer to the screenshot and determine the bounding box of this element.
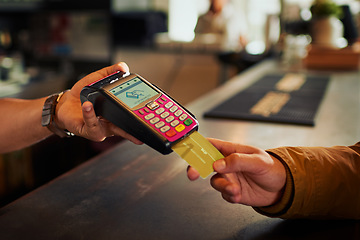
[254,152,294,217]
[41,90,74,138]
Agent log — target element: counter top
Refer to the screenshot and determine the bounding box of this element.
[0,60,359,239]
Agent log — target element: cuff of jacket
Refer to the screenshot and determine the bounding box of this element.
[253,151,294,217]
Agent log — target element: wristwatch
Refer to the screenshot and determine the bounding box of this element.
[41,90,74,138]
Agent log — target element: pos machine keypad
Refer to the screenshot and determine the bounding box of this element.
[135,95,196,142]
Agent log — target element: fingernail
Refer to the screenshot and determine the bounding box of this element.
[214,159,226,171]
[83,104,92,112]
[118,62,129,71]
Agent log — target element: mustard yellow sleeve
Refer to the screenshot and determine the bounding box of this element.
[255,142,360,219]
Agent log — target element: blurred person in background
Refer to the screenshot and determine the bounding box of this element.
[194,0,248,52]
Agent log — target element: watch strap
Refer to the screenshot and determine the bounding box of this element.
[42,91,74,138]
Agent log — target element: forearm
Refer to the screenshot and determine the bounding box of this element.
[258,142,360,219]
[0,98,52,153]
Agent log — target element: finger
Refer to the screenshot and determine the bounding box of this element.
[211,174,241,202]
[78,62,130,89]
[211,174,233,194]
[208,138,260,156]
[107,122,143,145]
[82,101,106,141]
[82,101,142,144]
[213,153,263,175]
[186,166,200,181]
[221,191,242,204]
[112,62,129,73]
[94,62,130,77]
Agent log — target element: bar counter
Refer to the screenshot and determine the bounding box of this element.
[0,60,359,239]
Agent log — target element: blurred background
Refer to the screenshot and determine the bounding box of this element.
[0,0,359,207]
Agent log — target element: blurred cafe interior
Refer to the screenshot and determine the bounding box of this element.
[0,0,359,211]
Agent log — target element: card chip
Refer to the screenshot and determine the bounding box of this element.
[172,131,224,178]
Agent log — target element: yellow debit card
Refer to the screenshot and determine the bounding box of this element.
[172,131,224,179]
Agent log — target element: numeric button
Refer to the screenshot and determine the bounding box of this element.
[174,109,183,117]
[155,121,165,128]
[165,116,175,123]
[160,126,170,133]
[145,113,155,120]
[155,108,165,115]
[169,105,178,113]
[160,112,170,119]
[170,120,180,127]
[150,117,160,124]
[165,102,173,109]
[179,114,188,121]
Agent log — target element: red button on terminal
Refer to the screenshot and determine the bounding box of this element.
[166,129,177,137]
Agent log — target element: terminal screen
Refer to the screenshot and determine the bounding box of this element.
[110,77,159,108]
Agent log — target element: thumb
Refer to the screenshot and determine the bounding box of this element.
[213,153,258,175]
[213,159,227,173]
[82,101,98,127]
[81,101,107,141]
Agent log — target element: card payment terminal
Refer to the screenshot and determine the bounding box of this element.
[80,71,223,178]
